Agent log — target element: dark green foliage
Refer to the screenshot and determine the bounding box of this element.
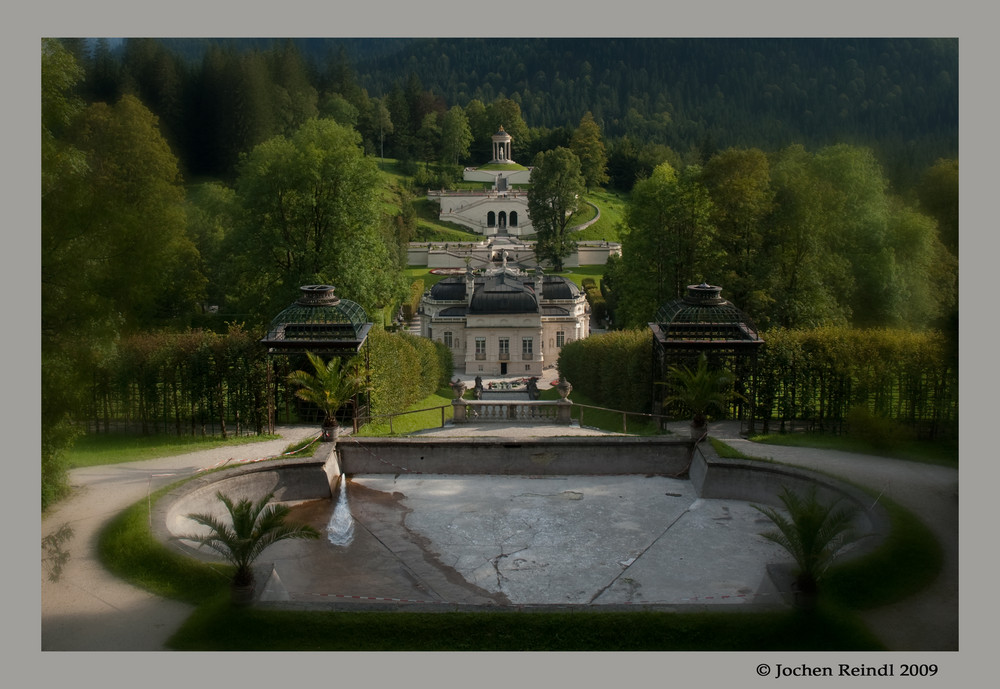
[580,278,608,326]
[225,117,404,324]
[72,38,956,190]
[662,353,739,430]
[88,326,270,438]
[405,332,445,399]
[287,352,366,431]
[755,326,957,439]
[402,279,424,321]
[528,147,585,271]
[366,328,435,416]
[183,491,320,588]
[557,330,653,413]
[169,605,881,651]
[433,339,454,390]
[558,325,954,439]
[570,111,609,191]
[754,486,862,596]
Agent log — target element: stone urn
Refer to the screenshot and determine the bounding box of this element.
[557,378,573,400]
[450,378,467,399]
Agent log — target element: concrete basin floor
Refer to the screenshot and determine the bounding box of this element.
[257,474,791,610]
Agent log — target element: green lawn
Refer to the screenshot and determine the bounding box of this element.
[169,603,882,651]
[550,264,607,287]
[355,390,454,436]
[749,431,958,468]
[64,432,282,468]
[412,197,483,241]
[572,189,628,242]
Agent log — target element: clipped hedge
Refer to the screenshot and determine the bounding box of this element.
[581,277,608,326]
[367,329,453,417]
[558,325,957,438]
[402,279,424,321]
[87,325,269,437]
[85,324,455,436]
[756,326,957,438]
[557,329,653,413]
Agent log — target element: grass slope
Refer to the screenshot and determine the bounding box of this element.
[64,432,281,468]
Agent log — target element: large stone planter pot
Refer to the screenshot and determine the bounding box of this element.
[690,422,708,440]
[231,578,256,606]
[791,578,819,611]
[321,424,340,444]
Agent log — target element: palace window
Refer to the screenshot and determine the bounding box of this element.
[522,337,533,359]
[475,337,486,360]
[556,331,565,347]
[498,337,509,360]
[444,331,453,348]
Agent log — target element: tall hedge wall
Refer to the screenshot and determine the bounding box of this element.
[756,326,957,438]
[558,326,957,439]
[557,329,653,413]
[86,325,456,436]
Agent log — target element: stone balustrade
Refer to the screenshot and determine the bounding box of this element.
[452,399,573,424]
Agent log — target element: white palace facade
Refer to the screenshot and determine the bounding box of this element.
[418,263,591,376]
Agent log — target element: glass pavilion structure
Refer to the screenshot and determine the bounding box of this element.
[650,283,765,433]
[259,285,372,433]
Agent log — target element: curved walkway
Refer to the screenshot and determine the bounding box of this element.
[697,421,959,651]
[40,426,318,651]
[568,200,601,233]
[40,422,957,651]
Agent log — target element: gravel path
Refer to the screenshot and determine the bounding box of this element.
[40,425,318,651]
[702,421,959,651]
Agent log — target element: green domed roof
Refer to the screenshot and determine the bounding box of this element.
[261,285,371,354]
[655,283,761,343]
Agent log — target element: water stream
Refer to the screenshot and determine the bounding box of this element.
[326,478,355,547]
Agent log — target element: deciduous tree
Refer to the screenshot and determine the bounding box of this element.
[528,147,585,272]
[915,158,958,255]
[614,162,717,328]
[227,118,405,322]
[701,147,775,317]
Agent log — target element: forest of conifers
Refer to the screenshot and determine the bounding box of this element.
[63,37,956,189]
[42,37,959,507]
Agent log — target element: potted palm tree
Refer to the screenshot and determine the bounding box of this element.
[662,353,738,439]
[754,485,862,610]
[287,351,366,443]
[184,491,320,604]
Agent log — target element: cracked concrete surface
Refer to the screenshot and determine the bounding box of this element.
[266,474,789,608]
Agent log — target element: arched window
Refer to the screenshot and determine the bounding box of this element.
[510,211,518,226]
[487,211,496,227]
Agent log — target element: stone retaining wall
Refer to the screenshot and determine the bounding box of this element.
[336,436,693,476]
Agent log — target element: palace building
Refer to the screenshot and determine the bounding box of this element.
[418,262,591,376]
